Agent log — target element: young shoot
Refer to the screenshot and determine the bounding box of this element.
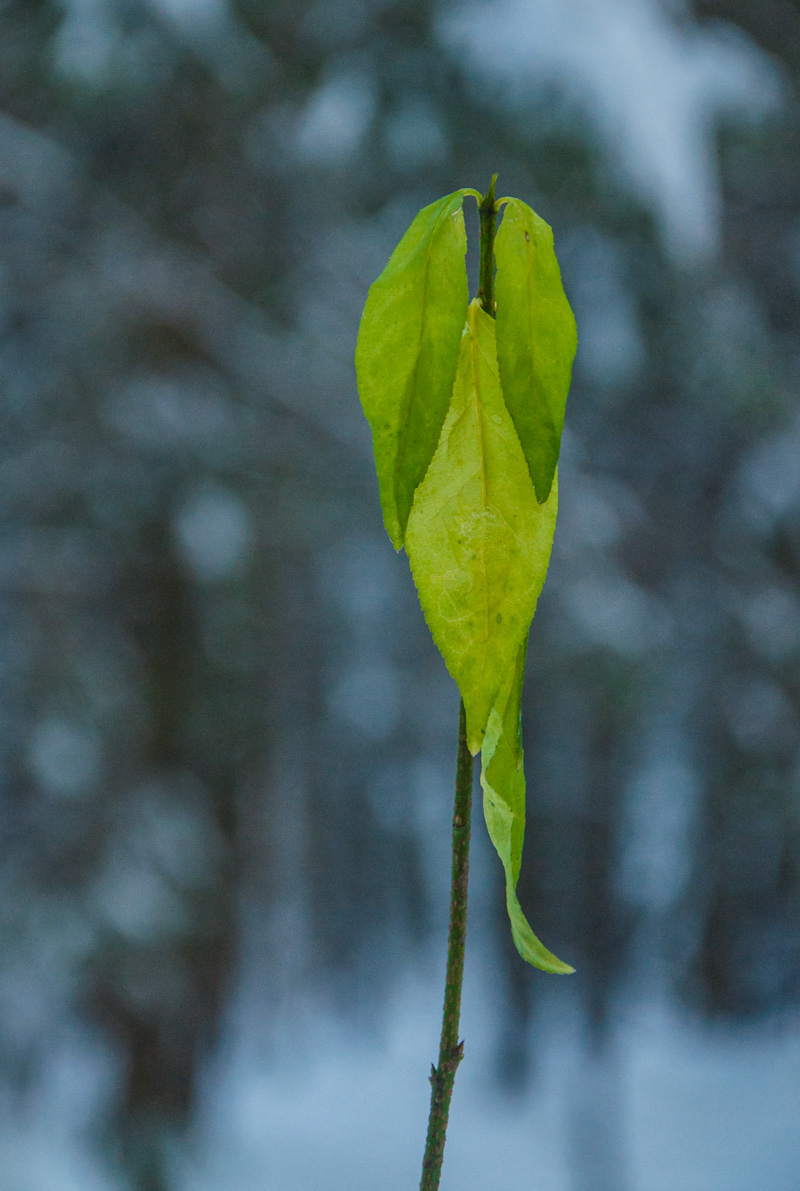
[355,178,577,1190]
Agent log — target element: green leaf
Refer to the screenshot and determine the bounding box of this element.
[495,198,577,505]
[405,299,558,755]
[355,190,470,548]
[480,645,574,974]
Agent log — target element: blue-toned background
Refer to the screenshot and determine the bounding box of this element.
[1,1,799,1188]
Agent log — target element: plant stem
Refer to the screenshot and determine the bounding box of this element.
[418,178,499,1191]
[478,174,498,316]
[419,699,473,1191]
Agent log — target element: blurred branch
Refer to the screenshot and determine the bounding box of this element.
[0,110,368,457]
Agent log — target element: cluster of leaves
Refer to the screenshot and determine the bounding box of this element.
[356,187,576,972]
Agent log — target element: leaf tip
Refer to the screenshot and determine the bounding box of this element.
[515,934,576,975]
[550,959,576,976]
[534,476,554,506]
[379,501,405,551]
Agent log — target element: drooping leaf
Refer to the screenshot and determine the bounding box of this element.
[495,198,577,505]
[405,299,558,755]
[355,190,470,548]
[480,644,573,974]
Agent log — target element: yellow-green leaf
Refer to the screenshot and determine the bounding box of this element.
[480,644,574,974]
[495,198,577,505]
[405,299,558,754]
[355,190,470,548]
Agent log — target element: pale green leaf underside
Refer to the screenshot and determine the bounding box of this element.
[480,645,573,974]
[405,300,558,755]
[495,198,577,505]
[355,190,470,548]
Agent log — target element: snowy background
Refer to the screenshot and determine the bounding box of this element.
[1,0,800,1188]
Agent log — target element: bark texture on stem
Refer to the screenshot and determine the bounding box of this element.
[419,699,474,1191]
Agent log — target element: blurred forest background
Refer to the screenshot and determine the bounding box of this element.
[1,0,800,1189]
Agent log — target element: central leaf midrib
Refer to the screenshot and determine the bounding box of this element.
[393,202,456,508]
[523,220,538,419]
[469,303,492,663]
